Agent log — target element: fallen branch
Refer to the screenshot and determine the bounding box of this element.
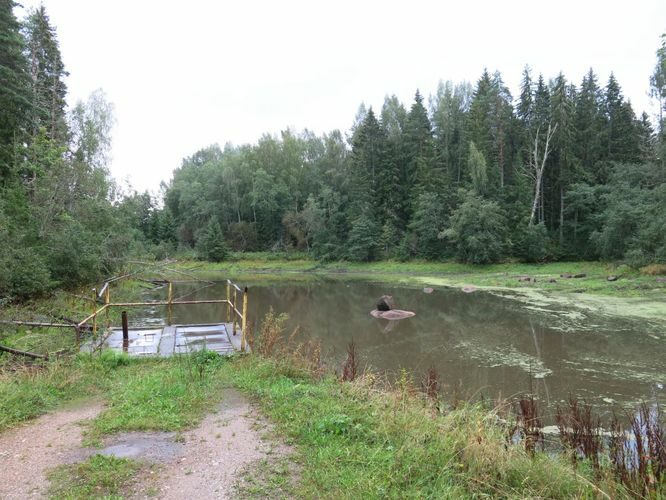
[0,344,48,360]
[0,320,76,329]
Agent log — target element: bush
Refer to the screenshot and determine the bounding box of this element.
[514,223,550,263]
[0,246,52,299]
[196,220,229,262]
[442,191,509,264]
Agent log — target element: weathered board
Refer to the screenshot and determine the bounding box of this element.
[85,323,247,357]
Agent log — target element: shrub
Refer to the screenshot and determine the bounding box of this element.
[442,191,509,264]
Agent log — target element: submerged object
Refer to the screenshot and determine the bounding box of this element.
[372,295,415,320]
[370,309,416,320]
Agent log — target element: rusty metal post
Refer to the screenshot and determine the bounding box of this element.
[232,287,237,336]
[241,287,248,352]
[167,281,173,326]
[121,311,129,352]
[104,285,110,328]
[226,281,231,323]
[91,288,97,336]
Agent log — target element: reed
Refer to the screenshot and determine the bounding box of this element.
[341,341,358,382]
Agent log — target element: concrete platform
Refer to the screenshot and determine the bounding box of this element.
[88,323,248,357]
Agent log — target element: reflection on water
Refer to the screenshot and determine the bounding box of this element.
[136,275,666,415]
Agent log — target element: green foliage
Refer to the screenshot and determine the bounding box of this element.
[515,222,550,263]
[592,163,666,265]
[467,141,488,195]
[0,0,32,179]
[196,219,229,262]
[408,192,447,259]
[231,356,612,499]
[443,191,509,264]
[346,212,380,262]
[48,454,141,499]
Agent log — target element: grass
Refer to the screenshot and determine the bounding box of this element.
[236,456,297,499]
[0,277,148,366]
[226,356,616,498]
[47,454,143,499]
[0,345,650,498]
[2,265,663,497]
[86,351,231,444]
[0,350,232,437]
[173,256,666,298]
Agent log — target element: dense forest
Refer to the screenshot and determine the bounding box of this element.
[161,43,666,265]
[1,1,665,300]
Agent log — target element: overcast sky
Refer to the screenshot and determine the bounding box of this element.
[16,0,666,193]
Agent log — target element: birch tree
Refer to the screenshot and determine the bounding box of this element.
[528,123,557,226]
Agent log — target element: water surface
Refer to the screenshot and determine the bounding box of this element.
[137,275,666,416]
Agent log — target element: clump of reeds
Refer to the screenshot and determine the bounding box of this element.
[555,395,602,470]
[421,366,439,402]
[514,396,543,454]
[341,341,358,382]
[257,307,292,357]
[609,403,666,496]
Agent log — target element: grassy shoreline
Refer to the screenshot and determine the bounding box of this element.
[180,255,666,298]
[1,258,665,497]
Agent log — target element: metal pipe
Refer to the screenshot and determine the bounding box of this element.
[226,281,231,323]
[91,288,97,336]
[167,281,173,326]
[121,311,129,352]
[241,287,248,352]
[232,287,237,336]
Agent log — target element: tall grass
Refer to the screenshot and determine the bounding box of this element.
[229,311,626,498]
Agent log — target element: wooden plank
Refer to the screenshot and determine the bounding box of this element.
[159,326,177,356]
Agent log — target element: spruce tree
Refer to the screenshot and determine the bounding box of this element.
[22,6,68,143]
[575,69,604,183]
[0,0,32,181]
[404,90,438,198]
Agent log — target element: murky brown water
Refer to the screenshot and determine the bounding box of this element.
[136,275,666,416]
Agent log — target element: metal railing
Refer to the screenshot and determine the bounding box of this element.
[76,278,249,352]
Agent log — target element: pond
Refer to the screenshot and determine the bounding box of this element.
[136,275,666,416]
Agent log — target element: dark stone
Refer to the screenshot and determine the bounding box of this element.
[376,295,396,311]
[607,275,618,281]
[573,273,587,278]
[548,278,557,283]
[517,276,532,282]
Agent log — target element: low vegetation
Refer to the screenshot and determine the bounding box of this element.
[47,455,143,499]
[1,324,665,498]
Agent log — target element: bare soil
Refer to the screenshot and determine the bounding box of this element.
[0,389,290,499]
[0,399,104,499]
[131,388,291,499]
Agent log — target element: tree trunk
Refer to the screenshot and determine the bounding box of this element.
[528,123,557,226]
[559,187,564,245]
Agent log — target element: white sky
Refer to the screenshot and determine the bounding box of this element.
[17,0,666,193]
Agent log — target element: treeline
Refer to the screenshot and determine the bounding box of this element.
[0,2,154,299]
[158,40,665,265]
[1,0,665,301]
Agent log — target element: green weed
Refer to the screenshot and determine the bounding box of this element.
[47,454,141,499]
[226,356,615,498]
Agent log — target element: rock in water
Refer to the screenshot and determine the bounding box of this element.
[462,285,477,293]
[370,309,416,320]
[376,295,396,311]
[607,275,618,281]
[423,287,434,294]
